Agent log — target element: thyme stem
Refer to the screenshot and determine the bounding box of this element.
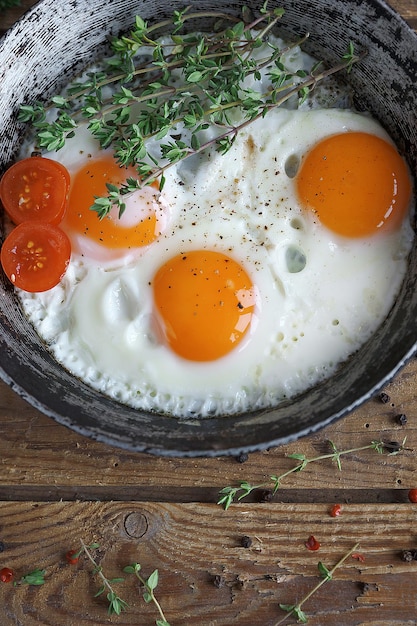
[135,570,169,624]
[80,540,128,615]
[18,6,366,219]
[275,543,360,625]
[217,438,406,509]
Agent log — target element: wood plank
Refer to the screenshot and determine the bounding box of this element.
[394,0,417,25]
[1,358,416,496]
[0,501,417,625]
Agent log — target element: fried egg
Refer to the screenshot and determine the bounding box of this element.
[52,125,169,266]
[17,102,414,417]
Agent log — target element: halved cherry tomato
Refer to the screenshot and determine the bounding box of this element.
[1,221,71,292]
[0,156,70,225]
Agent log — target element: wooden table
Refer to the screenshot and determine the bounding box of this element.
[1,1,416,624]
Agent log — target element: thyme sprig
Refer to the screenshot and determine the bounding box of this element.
[123,563,171,626]
[72,542,170,622]
[276,543,360,624]
[18,5,365,219]
[79,540,129,616]
[218,438,406,509]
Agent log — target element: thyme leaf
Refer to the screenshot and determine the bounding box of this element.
[79,540,129,615]
[217,437,407,509]
[123,563,171,625]
[276,543,360,624]
[18,5,366,219]
[14,568,46,586]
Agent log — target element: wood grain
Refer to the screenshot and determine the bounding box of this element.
[0,357,415,497]
[0,1,416,624]
[1,501,417,625]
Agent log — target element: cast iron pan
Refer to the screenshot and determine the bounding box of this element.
[0,0,416,456]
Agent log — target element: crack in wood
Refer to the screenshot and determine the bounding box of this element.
[0,486,410,503]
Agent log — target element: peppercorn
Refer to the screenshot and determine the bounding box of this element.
[397,413,407,426]
[258,489,273,503]
[400,550,417,562]
[235,452,249,464]
[240,535,252,548]
[0,541,5,553]
[379,392,390,404]
[212,574,225,588]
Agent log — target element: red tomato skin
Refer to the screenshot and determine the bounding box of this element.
[1,221,71,292]
[0,156,70,225]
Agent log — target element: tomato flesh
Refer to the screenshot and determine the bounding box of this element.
[1,221,71,292]
[0,156,70,225]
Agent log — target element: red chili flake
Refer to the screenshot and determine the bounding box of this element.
[65,549,80,565]
[408,489,417,503]
[352,553,366,563]
[0,567,14,583]
[329,504,342,517]
[305,535,321,551]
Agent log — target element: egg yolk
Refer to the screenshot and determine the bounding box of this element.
[153,250,256,361]
[64,156,160,248]
[296,132,411,238]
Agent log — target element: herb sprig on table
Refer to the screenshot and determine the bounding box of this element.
[18,3,365,218]
[123,563,171,626]
[276,543,360,624]
[218,438,406,509]
[69,541,170,623]
[78,540,129,616]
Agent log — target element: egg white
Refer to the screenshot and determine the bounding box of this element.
[17,103,414,417]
